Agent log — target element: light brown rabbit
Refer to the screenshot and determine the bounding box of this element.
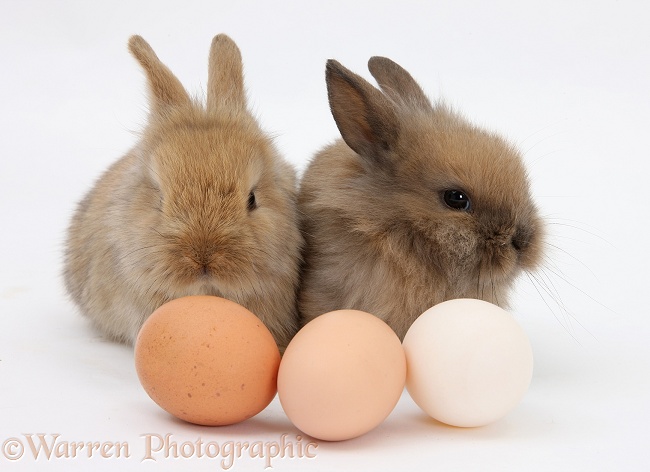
[298,57,544,339]
[64,35,303,351]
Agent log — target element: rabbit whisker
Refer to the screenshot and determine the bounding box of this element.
[525,271,582,345]
[539,257,614,315]
[542,241,599,279]
[546,221,612,242]
[487,263,501,307]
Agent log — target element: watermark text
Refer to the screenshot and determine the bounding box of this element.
[2,433,317,469]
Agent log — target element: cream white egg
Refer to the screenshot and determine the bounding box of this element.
[403,299,533,427]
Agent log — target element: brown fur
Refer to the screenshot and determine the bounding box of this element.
[298,57,544,340]
[64,35,303,351]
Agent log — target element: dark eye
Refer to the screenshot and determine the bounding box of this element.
[247,190,257,211]
[443,189,471,211]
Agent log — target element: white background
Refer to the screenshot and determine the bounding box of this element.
[1,1,649,470]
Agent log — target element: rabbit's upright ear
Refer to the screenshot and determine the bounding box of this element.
[128,36,191,112]
[326,59,399,166]
[207,34,246,115]
[368,57,432,112]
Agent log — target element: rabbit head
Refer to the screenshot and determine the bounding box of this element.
[298,57,544,338]
[64,35,302,349]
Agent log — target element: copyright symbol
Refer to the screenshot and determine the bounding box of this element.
[2,438,24,460]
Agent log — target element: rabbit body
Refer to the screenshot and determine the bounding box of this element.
[298,57,544,339]
[64,35,303,350]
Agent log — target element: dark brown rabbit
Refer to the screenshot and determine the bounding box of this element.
[64,35,303,350]
[298,57,544,339]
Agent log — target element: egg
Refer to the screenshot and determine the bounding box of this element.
[277,309,406,441]
[134,296,280,426]
[403,299,533,427]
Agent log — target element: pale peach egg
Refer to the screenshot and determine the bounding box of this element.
[278,309,406,441]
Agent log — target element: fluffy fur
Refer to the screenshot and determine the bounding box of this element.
[64,35,303,350]
[298,57,544,339]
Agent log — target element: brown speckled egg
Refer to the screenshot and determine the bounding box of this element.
[134,296,280,426]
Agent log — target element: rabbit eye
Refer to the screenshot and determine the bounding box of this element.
[247,190,257,211]
[443,189,471,211]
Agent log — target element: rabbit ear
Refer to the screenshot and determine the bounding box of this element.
[207,34,246,114]
[367,56,432,111]
[128,36,191,112]
[326,59,400,164]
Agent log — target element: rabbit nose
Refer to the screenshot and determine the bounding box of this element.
[187,246,214,275]
[199,251,216,273]
[511,226,533,253]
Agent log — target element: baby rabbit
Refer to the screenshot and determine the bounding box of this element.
[298,57,544,340]
[64,35,303,351]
